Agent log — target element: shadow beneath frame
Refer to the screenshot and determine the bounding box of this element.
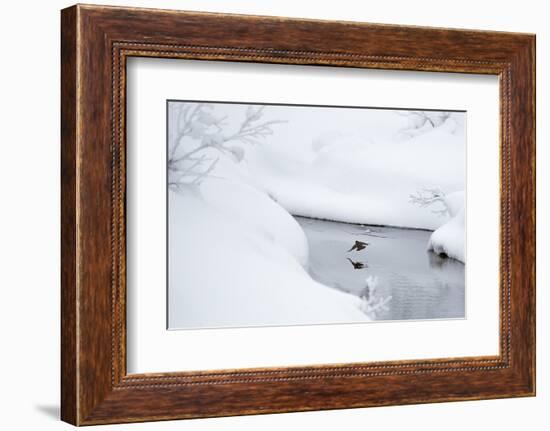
[35,404,60,421]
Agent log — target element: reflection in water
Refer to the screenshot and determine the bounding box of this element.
[296,216,465,321]
[346,257,368,270]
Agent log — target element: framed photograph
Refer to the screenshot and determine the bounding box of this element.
[61,4,536,425]
[165,100,467,330]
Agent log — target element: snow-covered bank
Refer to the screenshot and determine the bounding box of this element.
[244,114,465,231]
[168,180,369,329]
[427,191,465,263]
[168,103,465,232]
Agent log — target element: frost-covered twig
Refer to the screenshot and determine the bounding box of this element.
[191,157,220,185]
[170,104,214,159]
[409,187,449,217]
[225,106,286,145]
[397,111,452,138]
[359,276,392,317]
[168,103,285,188]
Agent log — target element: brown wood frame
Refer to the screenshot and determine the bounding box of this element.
[61,4,536,426]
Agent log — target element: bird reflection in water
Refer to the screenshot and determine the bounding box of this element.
[346,258,368,269]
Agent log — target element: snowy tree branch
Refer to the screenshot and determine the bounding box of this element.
[397,111,453,138]
[409,187,450,217]
[168,103,285,189]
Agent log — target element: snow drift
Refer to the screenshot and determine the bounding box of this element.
[244,115,465,231]
[168,179,369,329]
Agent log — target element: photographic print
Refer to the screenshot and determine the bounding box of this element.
[167,101,466,330]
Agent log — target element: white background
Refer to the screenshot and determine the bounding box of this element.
[0,0,546,430]
[127,59,499,373]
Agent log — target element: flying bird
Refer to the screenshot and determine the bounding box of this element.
[347,240,369,252]
[347,258,368,270]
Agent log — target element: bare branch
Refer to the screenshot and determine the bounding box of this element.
[397,111,453,138]
[191,157,219,185]
[168,103,285,188]
[409,187,449,217]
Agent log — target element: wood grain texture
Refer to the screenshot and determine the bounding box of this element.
[60,5,78,425]
[60,4,536,425]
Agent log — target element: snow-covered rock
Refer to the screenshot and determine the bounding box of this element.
[427,191,465,263]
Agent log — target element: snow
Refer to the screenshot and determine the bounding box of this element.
[168,179,369,329]
[200,179,309,266]
[169,103,465,230]
[245,116,465,231]
[167,103,466,328]
[427,191,466,263]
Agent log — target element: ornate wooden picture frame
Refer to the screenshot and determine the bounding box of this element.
[61,4,535,425]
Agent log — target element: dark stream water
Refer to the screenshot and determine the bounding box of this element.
[296,216,465,322]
